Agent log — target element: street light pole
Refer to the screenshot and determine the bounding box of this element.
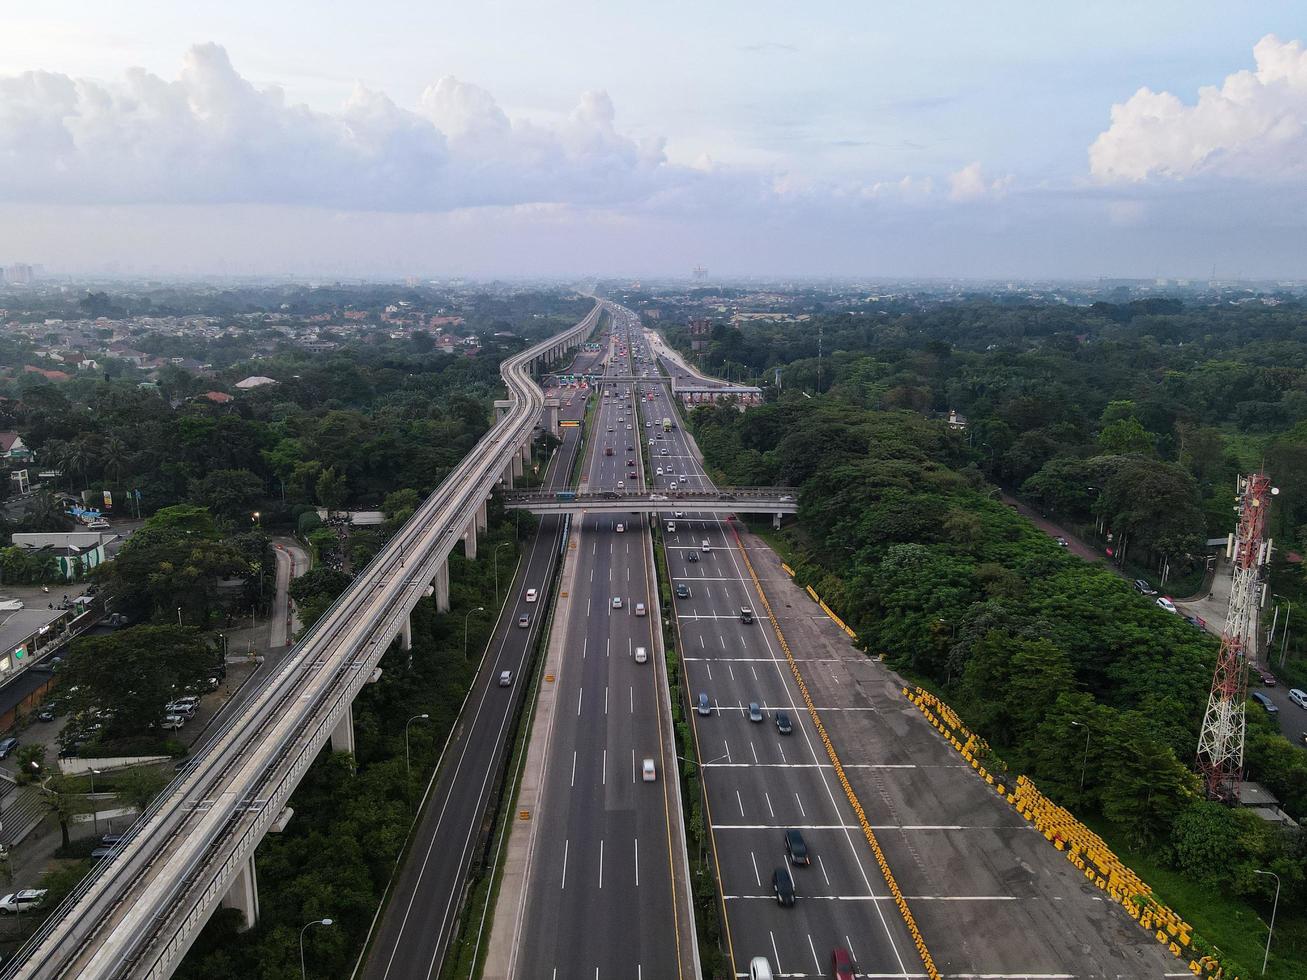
[405,713,431,788]
[464,606,485,661]
[299,917,333,980]
[89,767,102,836]
[1070,721,1091,794]
[1253,869,1280,975]
[493,543,510,606]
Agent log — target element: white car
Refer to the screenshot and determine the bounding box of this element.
[635,602,647,617]
[1156,596,1177,614]
[525,588,538,603]
[656,467,664,476]
[0,890,47,914]
[642,758,657,782]
[160,714,186,730]
[616,523,625,533]
[635,646,648,663]
[612,596,623,609]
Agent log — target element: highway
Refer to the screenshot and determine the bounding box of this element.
[510,309,697,978]
[5,305,600,980]
[360,347,601,978]
[638,320,920,978]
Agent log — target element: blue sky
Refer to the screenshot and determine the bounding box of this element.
[2,2,1306,278]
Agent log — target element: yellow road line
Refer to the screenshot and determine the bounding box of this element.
[729,524,941,980]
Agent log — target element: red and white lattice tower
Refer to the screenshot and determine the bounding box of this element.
[1196,473,1275,801]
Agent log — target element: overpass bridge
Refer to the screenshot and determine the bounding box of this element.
[2,304,603,980]
[502,487,798,521]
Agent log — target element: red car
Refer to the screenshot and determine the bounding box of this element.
[831,947,855,980]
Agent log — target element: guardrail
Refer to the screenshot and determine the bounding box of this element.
[4,303,601,980]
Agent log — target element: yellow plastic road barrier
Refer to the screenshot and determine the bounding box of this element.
[731,524,940,980]
[903,687,1235,980]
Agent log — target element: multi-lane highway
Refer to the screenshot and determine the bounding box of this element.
[4,305,600,980]
[510,311,697,978]
[638,322,920,978]
[362,348,601,979]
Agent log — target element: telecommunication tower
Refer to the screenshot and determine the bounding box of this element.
[1196,473,1277,801]
[692,265,708,282]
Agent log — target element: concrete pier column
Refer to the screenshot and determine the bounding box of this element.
[221,854,260,930]
[512,451,524,479]
[503,462,514,489]
[476,500,488,533]
[773,512,783,530]
[400,613,412,651]
[434,559,451,614]
[330,701,355,755]
[463,517,477,559]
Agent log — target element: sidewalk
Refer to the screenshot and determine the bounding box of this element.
[481,520,581,979]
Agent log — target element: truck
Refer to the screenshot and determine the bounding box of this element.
[662,417,672,432]
[556,490,577,501]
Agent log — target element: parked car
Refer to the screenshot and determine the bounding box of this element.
[1257,668,1278,687]
[1289,688,1307,709]
[1251,691,1278,714]
[772,866,796,906]
[0,737,19,760]
[1133,579,1158,596]
[1054,536,1068,547]
[1184,614,1207,631]
[1155,596,1177,614]
[0,890,47,914]
[36,709,54,723]
[159,715,185,730]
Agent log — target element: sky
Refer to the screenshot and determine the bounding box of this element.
[3,2,1307,280]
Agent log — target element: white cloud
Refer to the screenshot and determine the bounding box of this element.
[0,42,672,212]
[1090,34,1307,183]
[947,161,1011,201]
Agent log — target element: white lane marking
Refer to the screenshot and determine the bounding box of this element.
[634,837,640,887]
[750,664,758,681]
[606,637,610,658]
[577,687,583,716]
[845,935,857,965]
[764,791,775,819]
[795,793,807,818]
[719,635,725,649]
[769,932,782,978]
[705,662,712,680]
[699,635,704,648]
[561,839,569,890]
[750,850,761,887]
[808,933,821,973]
[728,663,735,681]
[723,738,731,763]
[587,597,591,616]
[736,789,745,817]
[630,685,634,714]
[605,686,609,715]
[819,854,832,887]
[602,748,607,785]
[777,742,786,764]
[750,741,759,764]
[570,751,576,787]
[582,637,587,659]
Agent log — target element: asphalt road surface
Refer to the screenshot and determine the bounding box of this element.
[362,348,599,980]
[511,312,695,979]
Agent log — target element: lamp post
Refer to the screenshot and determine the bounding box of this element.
[464,606,484,661]
[1253,870,1280,975]
[299,917,333,980]
[1070,721,1091,794]
[252,511,261,527]
[89,767,102,836]
[493,543,510,606]
[405,713,431,786]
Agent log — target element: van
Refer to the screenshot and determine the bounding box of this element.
[749,957,774,980]
[1290,688,1307,709]
[634,646,648,664]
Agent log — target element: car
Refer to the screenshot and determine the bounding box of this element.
[0,890,47,915]
[165,702,196,718]
[749,957,774,980]
[87,520,111,530]
[100,833,125,846]
[634,602,646,617]
[642,758,657,781]
[1251,691,1278,714]
[525,588,538,603]
[36,709,54,723]
[697,693,712,716]
[674,511,684,518]
[612,596,623,609]
[701,540,711,552]
[1258,668,1278,687]
[646,420,653,427]
[675,583,691,599]
[748,702,764,723]
[628,459,636,467]
[499,670,513,687]
[660,448,669,456]
[784,828,811,865]
[775,711,792,735]
[626,424,632,430]
[517,614,530,628]
[656,467,663,476]
[616,523,625,533]
[687,551,699,563]
[1054,536,1069,547]
[1133,579,1158,596]
[1185,614,1207,631]
[831,946,856,980]
[616,480,624,490]
[160,715,185,730]
[90,847,115,860]
[1156,596,1177,614]
[635,646,648,664]
[0,737,19,760]
[772,866,796,906]
[666,521,677,532]
[740,606,754,624]
[1290,688,1307,709]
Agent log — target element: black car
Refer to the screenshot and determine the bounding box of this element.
[675,583,691,599]
[687,551,700,563]
[775,711,792,735]
[784,828,810,866]
[772,866,796,906]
